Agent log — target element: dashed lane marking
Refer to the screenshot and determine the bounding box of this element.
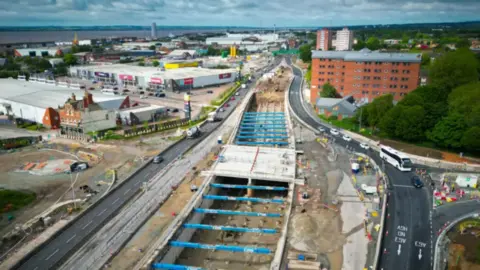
[81,220,93,230]
[66,234,76,244]
[44,249,59,261]
[97,209,107,216]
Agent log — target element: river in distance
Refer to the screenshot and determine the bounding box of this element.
[0,29,226,44]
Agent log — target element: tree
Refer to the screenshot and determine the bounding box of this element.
[401,34,410,44]
[206,46,221,56]
[149,45,156,50]
[365,94,394,132]
[353,40,365,51]
[299,44,312,62]
[429,48,479,93]
[427,113,467,149]
[461,126,480,151]
[152,60,159,67]
[398,92,424,107]
[320,82,337,98]
[421,53,431,66]
[138,62,145,66]
[305,64,312,86]
[366,37,381,50]
[448,82,480,125]
[456,39,470,49]
[394,105,426,141]
[63,53,77,66]
[379,105,403,137]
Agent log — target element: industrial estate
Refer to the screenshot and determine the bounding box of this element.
[0,17,479,270]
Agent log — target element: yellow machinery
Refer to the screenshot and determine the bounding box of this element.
[164,61,199,69]
[229,46,237,58]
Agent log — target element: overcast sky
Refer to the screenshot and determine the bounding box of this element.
[0,0,479,27]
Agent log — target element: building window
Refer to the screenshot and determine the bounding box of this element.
[341,86,344,90]
[383,77,387,80]
[384,69,389,73]
[105,114,109,120]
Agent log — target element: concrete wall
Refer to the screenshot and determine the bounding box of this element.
[192,73,235,88]
[81,109,117,133]
[0,99,45,124]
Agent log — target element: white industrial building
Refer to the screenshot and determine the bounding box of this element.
[0,78,128,128]
[206,33,286,52]
[118,104,167,126]
[117,42,160,51]
[335,28,354,51]
[14,46,71,57]
[69,64,237,91]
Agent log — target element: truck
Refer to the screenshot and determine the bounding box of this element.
[207,112,221,122]
[186,126,201,139]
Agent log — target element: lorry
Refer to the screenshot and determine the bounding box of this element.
[186,126,201,139]
[207,112,221,122]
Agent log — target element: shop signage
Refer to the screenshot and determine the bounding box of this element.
[119,74,133,80]
[150,77,163,84]
[219,73,232,79]
[184,78,194,85]
[94,72,109,78]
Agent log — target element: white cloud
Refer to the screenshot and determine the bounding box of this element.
[0,0,479,26]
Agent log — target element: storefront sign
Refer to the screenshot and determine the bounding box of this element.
[150,77,163,84]
[219,73,232,79]
[184,78,194,85]
[94,72,109,78]
[119,74,133,80]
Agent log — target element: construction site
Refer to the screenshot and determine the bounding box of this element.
[447,218,480,270]
[142,61,299,270]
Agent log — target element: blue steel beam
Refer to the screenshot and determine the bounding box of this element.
[203,195,284,204]
[239,132,288,135]
[239,127,286,130]
[169,241,272,254]
[242,116,285,119]
[183,224,277,234]
[194,208,282,217]
[244,112,284,114]
[242,120,286,123]
[210,183,288,191]
[236,136,289,139]
[240,125,286,128]
[151,263,205,270]
[236,141,289,145]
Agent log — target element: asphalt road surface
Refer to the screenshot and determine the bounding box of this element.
[286,58,432,270]
[13,58,282,270]
[433,200,480,235]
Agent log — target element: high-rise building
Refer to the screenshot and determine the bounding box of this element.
[310,48,421,104]
[316,28,332,51]
[335,28,353,51]
[151,22,157,38]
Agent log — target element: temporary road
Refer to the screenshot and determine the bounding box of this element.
[286,58,432,270]
[13,57,282,270]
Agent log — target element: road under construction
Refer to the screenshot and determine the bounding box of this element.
[142,60,301,270]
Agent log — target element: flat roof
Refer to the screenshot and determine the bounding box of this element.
[211,145,296,183]
[0,78,124,109]
[73,64,237,80]
[312,49,422,63]
[120,104,165,114]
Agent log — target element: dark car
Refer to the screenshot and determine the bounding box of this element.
[411,176,424,188]
[172,108,179,113]
[153,155,164,164]
[207,90,214,94]
[156,92,166,97]
[70,162,89,172]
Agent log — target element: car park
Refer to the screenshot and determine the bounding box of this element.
[411,176,424,188]
[359,143,370,150]
[342,134,352,141]
[330,128,339,135]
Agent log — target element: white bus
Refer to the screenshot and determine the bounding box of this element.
[379,145,413,171]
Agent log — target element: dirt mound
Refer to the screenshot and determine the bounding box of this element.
[289,210,345,253]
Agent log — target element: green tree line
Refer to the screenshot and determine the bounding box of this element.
[356,48,480,152]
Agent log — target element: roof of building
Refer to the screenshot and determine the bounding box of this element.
[168,50,197,56]
[316,96,357,115]
[0,58,6,66]
[0,78,125,110]
[120,104,165,114]
[312,49,422,63]
[72,64,237,80]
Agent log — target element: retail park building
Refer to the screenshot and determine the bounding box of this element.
[69,64,237,91]
[310,48,421,104]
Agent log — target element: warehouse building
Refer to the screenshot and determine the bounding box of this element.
[14,46,71,57]
[69,64,237,91]
[118,104,167,126]
[0,78,129,129]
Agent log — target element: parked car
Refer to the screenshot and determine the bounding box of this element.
[219,108,225,112]
[140,95,147,99]
[153,155,164,164]
[330,128,339,136]
[224,103,230,108]
[342,134,352,141]
[156,92,166,97]
[235,92,240,96]
[70,162,89,172]
[359,143,370,150]
[207,90,214,94]
[172,108,179,113]
[411,176,424,188]
[148,92,154,96]
[89,87,95,90]
[318,127,325,133]
[231,97,235,101]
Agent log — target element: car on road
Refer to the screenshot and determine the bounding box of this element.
[70,162,89,172]
[231,97,235,101]
[318,127,325,133]
[155,92,166,98]
[235,92,240,96]
[359,143,370,150]
[207,90,214,94]
[342,134,352,141]
[89,87,95,90]
[330,128,339,136]
[411,176,424,188]
[224,103,230,108]
[219,108,225,112]
[153,155,164,164]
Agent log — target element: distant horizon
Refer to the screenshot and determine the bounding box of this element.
[1,20,479,31]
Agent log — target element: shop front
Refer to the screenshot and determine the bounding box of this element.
[119,74,135,87]
[149,77,165,91]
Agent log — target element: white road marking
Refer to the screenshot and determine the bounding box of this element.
[97,209,107,216]
[112,198,120,205]
[45,249,59,261]
[135,181,141,186]
[66,234,76,244]
[124,188,131,195]
[82,220,93,230]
